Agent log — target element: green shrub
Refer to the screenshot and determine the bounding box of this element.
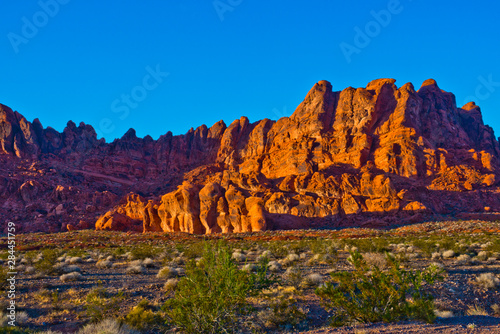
[34,248,61,276]
[268,241,288,259]
[111,246,127,258]
[316,251,445,326]
[130,245,161,260]
[258,286,306,330]
[183,242,207,259]
[124,300,164,331]
[249,256,276,292]
[284,266,303,290]
[163,242,263,333]
[345,237,391,253]
[287,240,309,254]
[51,289,60,311]
[409,238,438,257]
[85,287,124,322]
[483,238,500,253]
[308,238,329,255]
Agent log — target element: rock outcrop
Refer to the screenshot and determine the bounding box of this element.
[2,78,500,234]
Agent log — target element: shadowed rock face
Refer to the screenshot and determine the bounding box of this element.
[2,79,500,234]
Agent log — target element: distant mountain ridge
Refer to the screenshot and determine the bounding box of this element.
[1,78,500,234]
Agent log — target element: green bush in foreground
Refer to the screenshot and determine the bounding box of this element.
[316,251,445,326]
[163,242,270,334]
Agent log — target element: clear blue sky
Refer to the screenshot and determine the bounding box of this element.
[2,0,500,141]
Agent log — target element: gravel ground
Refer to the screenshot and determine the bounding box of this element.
[2,221,500,333]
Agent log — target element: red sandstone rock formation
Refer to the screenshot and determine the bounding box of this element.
[1,79,500,234]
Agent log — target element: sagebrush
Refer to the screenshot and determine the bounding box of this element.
[316,251,445,326]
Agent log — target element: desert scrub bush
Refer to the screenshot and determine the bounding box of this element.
[242,263,258,272]
[482,238,500,253]
[126,265,145,275]
[130,245,161,260]
[39,288,62,311]
[283,252,300,266]
[162,242,268,333]
[33,248,61,275]
[257,250,272,261]
[456,254,472,265]
[163,278,179,292]
[492,304,500,316]
[257,286,307,331]
[0,310,29,329]
[182,241,207,259]
[431,252,442,260]
[60,272,83,282]
[466,304,489,316]
[129,259,143,266]
[231,250,246,262]
[306,253,323,265]
[34,288,52,304]
[434,236,462,252]
[96,259,112,269]
[434,309,454,318]
[475,250,489,261]
[171,255,185,266]
[316,251,445,326]
[142,257,155,267]
[302,273,323,288]
[472,273,500,290]
[69,256,83,264]
[60,264,81,273]
[347,237,391,253]
[308,238,331,255]
[268,260,282,272]
[284,266,303,290]
[323,246,339,265]
[157,266,181,279]
[251,257,276,291]
[0,311,30,332]
[85,286,124,322]
[441,250,456,259]
[286,239,309,254]
[343,243,356,252]
[24,266,35,275]
[124,299,164,331]
[410,239,439,257]
[415,235,469,256]
[78,318,138,334]
[268,241,289,259]
[111,246,127,257]
[362,252,387,268]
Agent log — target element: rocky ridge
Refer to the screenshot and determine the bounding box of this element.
[1,78,500,234]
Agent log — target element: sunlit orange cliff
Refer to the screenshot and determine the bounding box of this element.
[1,79,499,234]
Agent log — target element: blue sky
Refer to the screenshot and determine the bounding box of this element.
[2,0,499,141]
